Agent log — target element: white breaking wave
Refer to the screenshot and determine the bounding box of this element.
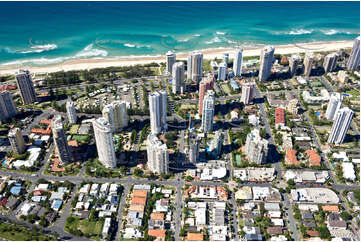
[74,44,108,58]
[123,43,151,48]
[179,38,190,42]
[226,39,237,44]
[205,36,222,44]
[216,31,226,35]
[320,29,353,35]
[1,43,108,66]
[288,29,313,35]
[3,44,58,54]
[124,43,136,48]
[20,44,58,53]
[193,34,201,37]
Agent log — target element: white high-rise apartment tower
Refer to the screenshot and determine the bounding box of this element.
[166,51,176,74]
[172,62,185,94]
[0,92,17,121]
[233,49,243,77]
[303,52,314,77]
[325,93,343,121]
[218,62,227,81]
[102,101,128,132]
[147,134,169,174]
[346,36,360,71]
[52,115,73,163]
[289,54,301,77]
[188,135,200,164]
[323,53,338,73]
[15,70,37,105]
[149,90,167,134]
[66,101,77,125]
[223,53,229,64]
[259,46,275,82]
[187,51,203,83]
[93,117,117,168]
[327,107,353,145]
[201,90,215,132]
[8,128,25,155]
[245,129,269,164]
[241,82,255,105]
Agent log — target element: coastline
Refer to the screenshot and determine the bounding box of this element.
[0,40,354,75]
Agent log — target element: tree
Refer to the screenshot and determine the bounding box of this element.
[260,128,267,139]
[340,211,352,221]
[287,179,296,186]
[130,130,137,145]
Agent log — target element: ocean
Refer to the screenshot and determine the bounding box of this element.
[0,1,359,67]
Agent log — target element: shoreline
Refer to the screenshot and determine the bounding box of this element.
[0,40,354,75]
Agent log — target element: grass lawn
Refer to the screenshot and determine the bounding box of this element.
[66,217,103,239]
[72,135,89,141]
[180,103,196,110]
[70,125,80,134]
[79,220,103,236]
[221,83,231,94]
[0,223,55,241]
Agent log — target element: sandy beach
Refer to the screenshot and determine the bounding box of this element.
[0,40,354,75]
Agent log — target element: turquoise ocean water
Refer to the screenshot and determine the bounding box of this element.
[0,1,359,67]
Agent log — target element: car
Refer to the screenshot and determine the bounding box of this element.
[31,174,38,177]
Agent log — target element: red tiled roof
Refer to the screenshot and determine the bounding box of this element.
[40,120,52,125]
[148,229,166,238]
[68,140,79,147]
[0,198,7,206]
[306,150,321,166]
[131,196,147,205]
[275,108,285,124]
[187,233,204,241]
[132,190,148,198]
[32,128,51,135]
[150,213,165,221]
[306,230,320,237]
[322,205,339,212]
[285,150,299,165]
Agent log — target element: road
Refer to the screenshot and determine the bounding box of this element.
[255,85,300,240]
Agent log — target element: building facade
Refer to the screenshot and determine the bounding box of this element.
[166,51,176,74]
[172,62,185,94]
[245,129,269,164]
[187,51,203,83]
[303,52,314,77]
[259,46,275,82]
[233,49,243,77]
[289,54,301,77]
[325,92,343,121]
[66,101,77,125]
[147,134,169,174]
[223,53,229,64]
[52,115,73,163]
[327,107,353,145]
[346,36,360,71]
[323,53,338,73]
[0,92,17,121]
[188,134,200,164]
[8,127,25,155]
[15,70,37,104]
[149,91,167,135]
[93,117,117,168]
[241,82,255,105]
[287,99,299,115]
[208,130,224,158]
[201,90,215,132]
[217,62,227,81]
[102,101,129,132]
[198,75,215,115]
